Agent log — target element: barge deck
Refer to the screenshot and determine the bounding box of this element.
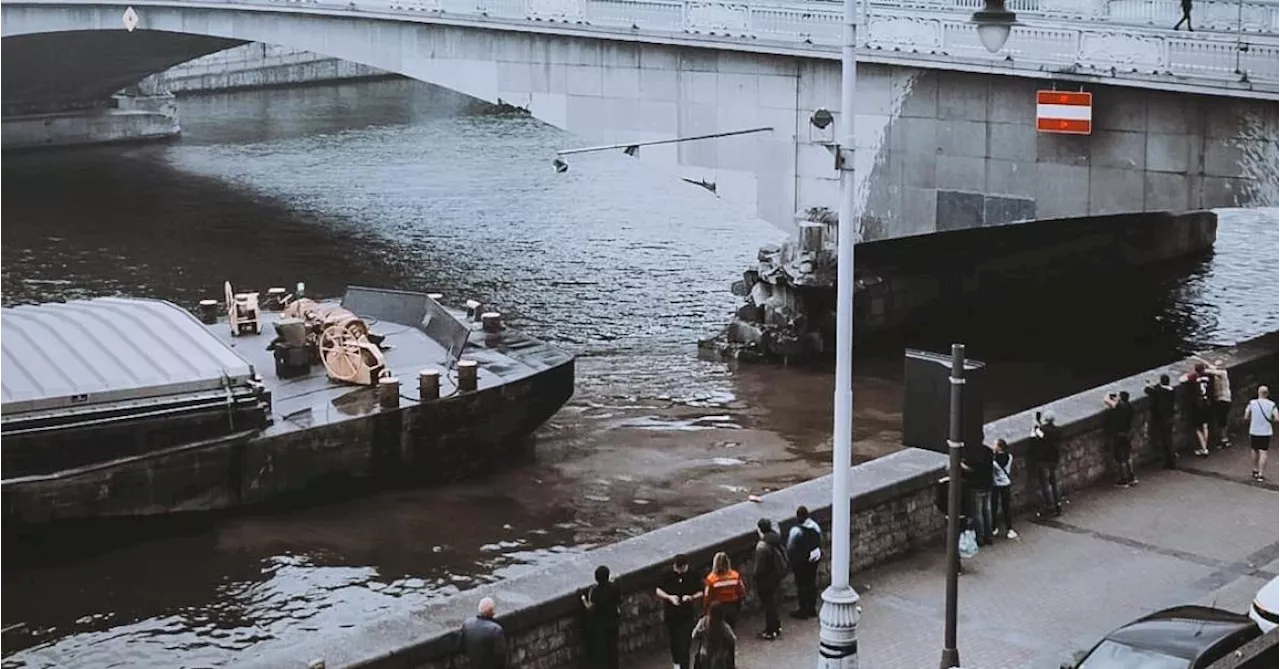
[1,287,575,526]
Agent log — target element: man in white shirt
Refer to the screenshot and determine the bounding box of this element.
[1244,386,1278,482]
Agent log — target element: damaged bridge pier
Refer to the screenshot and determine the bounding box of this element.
[703,209,1219,363]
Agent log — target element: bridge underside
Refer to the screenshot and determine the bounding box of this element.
[2,31,241,109]
[1,4,1276,234]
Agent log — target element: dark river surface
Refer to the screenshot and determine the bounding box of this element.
[1,78,1276,669]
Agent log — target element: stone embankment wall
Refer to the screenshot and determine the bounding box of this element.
[233,333,1278,669]
[855,209,1218,333]
[988,331,1278,514]
[153,44,388,94]
[1,94,181,151]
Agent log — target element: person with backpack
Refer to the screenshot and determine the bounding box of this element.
[785,506,823,620]
[991,439,1017,540]
[751,518,788,640]
[1245,385,1278,482]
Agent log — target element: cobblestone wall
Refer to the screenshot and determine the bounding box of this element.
[986,331,1278,518]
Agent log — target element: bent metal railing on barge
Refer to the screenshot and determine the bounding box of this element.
[19,0,1278,96]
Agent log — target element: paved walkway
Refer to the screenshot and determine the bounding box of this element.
[628,446,1278,669]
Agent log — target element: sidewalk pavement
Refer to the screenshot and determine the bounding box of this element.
[628,446,1279,669]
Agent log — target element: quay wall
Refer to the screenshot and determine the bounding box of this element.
[1,95,181,151]
[153,44,388,94]
[232,332,1278,669]
[854,209,1218,333]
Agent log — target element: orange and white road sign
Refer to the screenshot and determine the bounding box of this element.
[1036,91,1092,135]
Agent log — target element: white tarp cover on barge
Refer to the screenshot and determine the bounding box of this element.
[1,297,256,422]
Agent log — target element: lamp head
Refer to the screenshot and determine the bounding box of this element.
[552,156,569,173]
[972,0,1016,53]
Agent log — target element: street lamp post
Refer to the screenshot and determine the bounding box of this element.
[939,343,967,669]
[818,0,1014,666]
[814,0,861,657]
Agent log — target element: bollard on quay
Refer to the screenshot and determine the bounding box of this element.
[419,368,441,401]
[378,376,401,409]
[197,299,220,325]
[464,299,484,321]
[457,359,478,392]
[481,312,503,334]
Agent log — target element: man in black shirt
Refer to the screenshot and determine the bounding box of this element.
[1031,409,1063,517]
[582,565,621,669]
[1145,374,1177,469]
[655,554,702,669]
[1104,391,1136,486]
[964,442,995,546]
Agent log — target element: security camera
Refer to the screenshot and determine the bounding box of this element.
[552,157,569,173]
[810,108,834,130]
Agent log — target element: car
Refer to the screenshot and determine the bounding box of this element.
[1064,606,1261,669]
[1250,576,1279,634]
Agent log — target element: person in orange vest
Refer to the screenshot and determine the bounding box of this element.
[702,551,747,630]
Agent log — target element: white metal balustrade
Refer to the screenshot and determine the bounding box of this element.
[15,0,1277,94]
[355,0,1280,91]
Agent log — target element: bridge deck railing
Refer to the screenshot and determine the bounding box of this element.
[362,0,1278,90]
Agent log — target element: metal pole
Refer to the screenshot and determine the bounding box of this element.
[817,0,860,660]
[939,343,965,669]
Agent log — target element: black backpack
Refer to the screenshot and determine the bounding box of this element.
[788,524,820,565]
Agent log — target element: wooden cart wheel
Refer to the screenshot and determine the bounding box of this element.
[319,324,365,383]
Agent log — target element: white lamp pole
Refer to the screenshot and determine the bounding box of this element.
[818,0,1015,666]
[815,0,861,659]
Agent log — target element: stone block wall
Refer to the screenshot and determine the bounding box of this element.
[985,331,1278,517]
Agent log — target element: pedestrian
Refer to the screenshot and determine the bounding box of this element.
[785,506,822,620]
[656,554,701,669]
[581,565,621,669]
[702,552,746,630]
[933,473,971,575]
[1195,357,1234,449]
[1144,374,1177,469]
[965,440,995,546]
[690,601,737,669]
[751,518,788,640]
[1031,409,1064,517]
[1182,363,1214,457]
[1104,390,1136,486]
[454,596,508,669]
[1245,385,1278,482]
[991,438,1017,539]
[1174,0,1193,30]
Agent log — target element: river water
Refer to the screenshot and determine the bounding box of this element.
[1,78,1276,669]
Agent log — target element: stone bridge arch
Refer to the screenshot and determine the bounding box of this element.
[3,3,796,226]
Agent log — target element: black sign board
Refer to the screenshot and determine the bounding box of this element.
[902,349,986,454]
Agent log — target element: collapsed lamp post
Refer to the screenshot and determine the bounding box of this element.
[549,126,773,172]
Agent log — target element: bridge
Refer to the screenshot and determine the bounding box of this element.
[3,0,1278,236]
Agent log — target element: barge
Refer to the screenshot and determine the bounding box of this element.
[1,286,575,527]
